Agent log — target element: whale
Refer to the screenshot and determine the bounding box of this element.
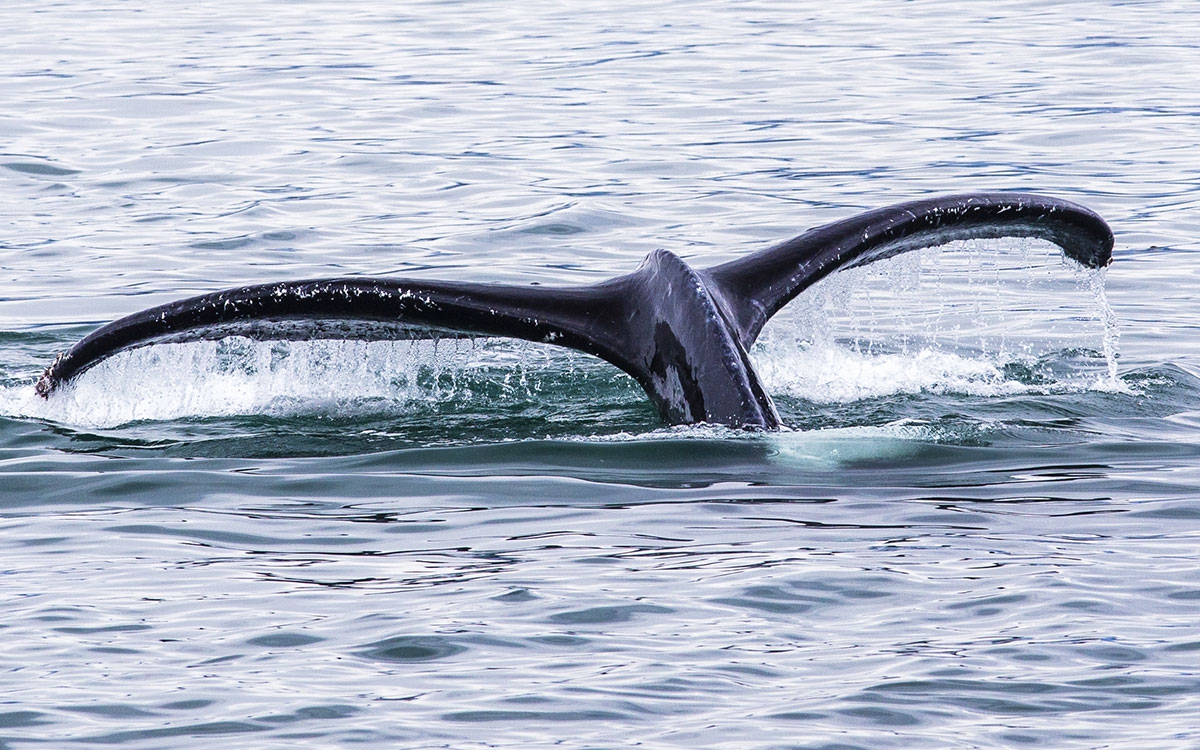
[35,193,1113,428]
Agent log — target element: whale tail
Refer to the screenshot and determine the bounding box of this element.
[35,193,1114,428]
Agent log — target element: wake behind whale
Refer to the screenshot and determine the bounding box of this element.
[33,193,1114,429]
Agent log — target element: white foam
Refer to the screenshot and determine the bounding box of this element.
[8,337,593,429]
[755,343,1026,403]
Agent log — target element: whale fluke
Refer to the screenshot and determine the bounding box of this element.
[35,193,1113,428]
[704,192,1114,347]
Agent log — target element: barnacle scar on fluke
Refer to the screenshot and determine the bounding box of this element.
[36,193,1113,428]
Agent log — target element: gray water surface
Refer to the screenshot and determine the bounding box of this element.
[3,1,1200,747]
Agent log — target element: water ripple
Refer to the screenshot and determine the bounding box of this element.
[4,0,1200,747]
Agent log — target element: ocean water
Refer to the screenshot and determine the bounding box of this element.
[3,1,1200,747]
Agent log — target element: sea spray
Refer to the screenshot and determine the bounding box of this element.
[9,337,634,429]
[753,238,1120,403]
